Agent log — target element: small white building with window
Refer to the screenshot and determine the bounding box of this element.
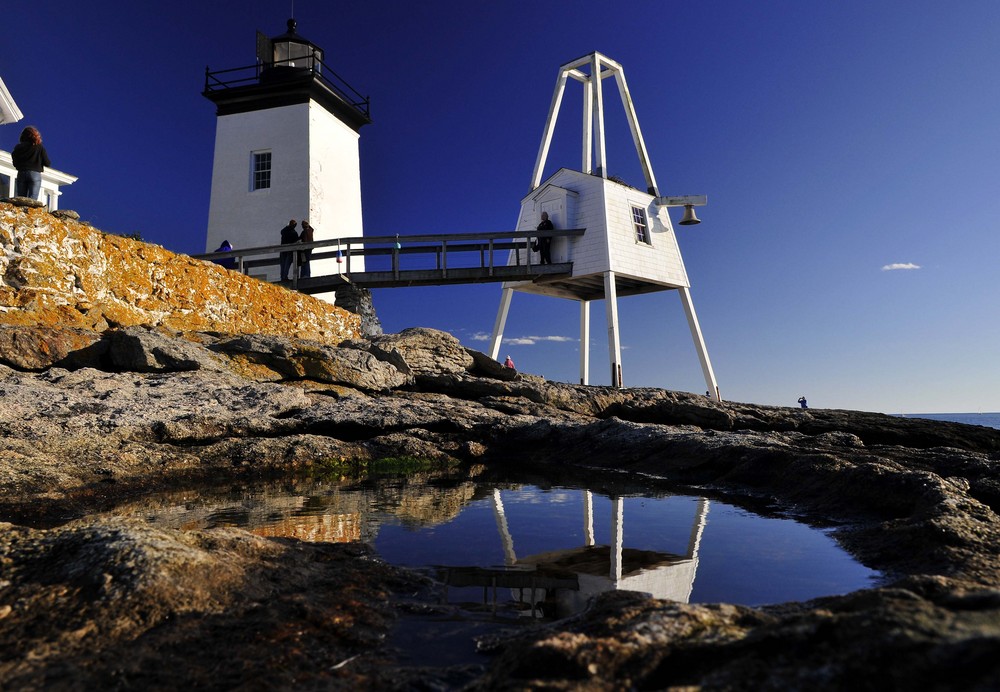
[508,168,690,294]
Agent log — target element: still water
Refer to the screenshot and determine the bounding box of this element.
[132,476,879,610]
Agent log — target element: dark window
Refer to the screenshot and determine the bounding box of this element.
[632,206,650,244]
[252,151,271,191]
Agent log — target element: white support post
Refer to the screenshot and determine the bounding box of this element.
[492,489,518,565]
[489,287,514,361]
[42,185,60,211]
[604,271,622,387]
[530,69,570,190]
[579,299,590,385]
[582,77,593,174]
[610,496,624,585]
[613,68,659,196]
[583,490,595,546]
[685,498,710,559]
[591,53,607,178]
[678,286,720,400]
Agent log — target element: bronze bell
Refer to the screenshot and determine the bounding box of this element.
[679,204,701,225]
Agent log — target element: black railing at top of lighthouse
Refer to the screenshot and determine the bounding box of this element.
[203,54,371,120]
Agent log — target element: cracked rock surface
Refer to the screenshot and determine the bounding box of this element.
[0,200,998,689]
[0,323,997,689]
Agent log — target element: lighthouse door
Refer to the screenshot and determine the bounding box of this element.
[540,199,564,262]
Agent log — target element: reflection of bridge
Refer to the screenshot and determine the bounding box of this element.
[192,229,584,294]
[438,489,710,618]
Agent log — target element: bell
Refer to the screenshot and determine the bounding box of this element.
[678,204,701,225]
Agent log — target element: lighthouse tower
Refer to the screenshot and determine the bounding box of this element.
[489,52,719,398]
[203,19,371,284]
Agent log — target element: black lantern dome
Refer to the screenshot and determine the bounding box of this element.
[269,18,322,72]
[205,18,371,130]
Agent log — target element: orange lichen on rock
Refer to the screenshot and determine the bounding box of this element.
[0,203,360,343]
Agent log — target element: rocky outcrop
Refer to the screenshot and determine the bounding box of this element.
[0,202,359,342]
[0,323,998,688]
[0,519,425,690]
[334,283,382,336]
[1,200,999,688]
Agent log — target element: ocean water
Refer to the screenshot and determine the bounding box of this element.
[898,412,1000,429]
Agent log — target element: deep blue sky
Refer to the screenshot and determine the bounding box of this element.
[4,1,1000,413]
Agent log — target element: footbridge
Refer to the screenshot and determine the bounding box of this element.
[192,229,583,294]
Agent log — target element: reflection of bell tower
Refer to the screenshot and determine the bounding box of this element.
[491,489,709,617]
[203,19,371,284]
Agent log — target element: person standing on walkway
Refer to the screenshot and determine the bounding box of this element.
[298,220,315,279]
[536,211,553,265]
[212,240,237,270]
[279,219,298,281]
[11,126,51,200]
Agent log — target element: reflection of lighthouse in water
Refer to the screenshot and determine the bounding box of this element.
[491,489,709,618]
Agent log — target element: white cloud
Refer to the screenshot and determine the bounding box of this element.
[881,262,921,271]
[469,331,491,341]
[505,335,575,346]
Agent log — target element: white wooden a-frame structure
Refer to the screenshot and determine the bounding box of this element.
[488,52,719,399]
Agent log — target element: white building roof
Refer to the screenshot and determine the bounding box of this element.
[0,76,23,126]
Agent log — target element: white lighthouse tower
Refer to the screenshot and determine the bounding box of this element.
[203,19,371,284]
[489,52,719,399]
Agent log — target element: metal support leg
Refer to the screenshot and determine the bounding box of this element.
[583,490,595,546]
[686,498,710,559]
[489,287,514,361]
[580,300,590,385]
[604,271,622,387]
[611,496,624,585]
[492,488,517,565]
[678,286,720,401]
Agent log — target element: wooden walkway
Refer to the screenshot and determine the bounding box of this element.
[192,229,583,293]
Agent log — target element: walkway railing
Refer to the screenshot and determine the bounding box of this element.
[192,229,585,291]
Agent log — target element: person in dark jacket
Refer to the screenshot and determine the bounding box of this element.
[279,219,298,281]
[298,220,315,279]
[11,126,51,200]
[212,240,237,270]
[536,211,553,265]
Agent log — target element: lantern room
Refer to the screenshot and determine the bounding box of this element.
[259,19,323,77]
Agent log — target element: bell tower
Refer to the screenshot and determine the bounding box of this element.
[203,19,371,283]
[489,52,719,398]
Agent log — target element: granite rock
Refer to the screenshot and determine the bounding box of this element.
[0,200,999,688]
